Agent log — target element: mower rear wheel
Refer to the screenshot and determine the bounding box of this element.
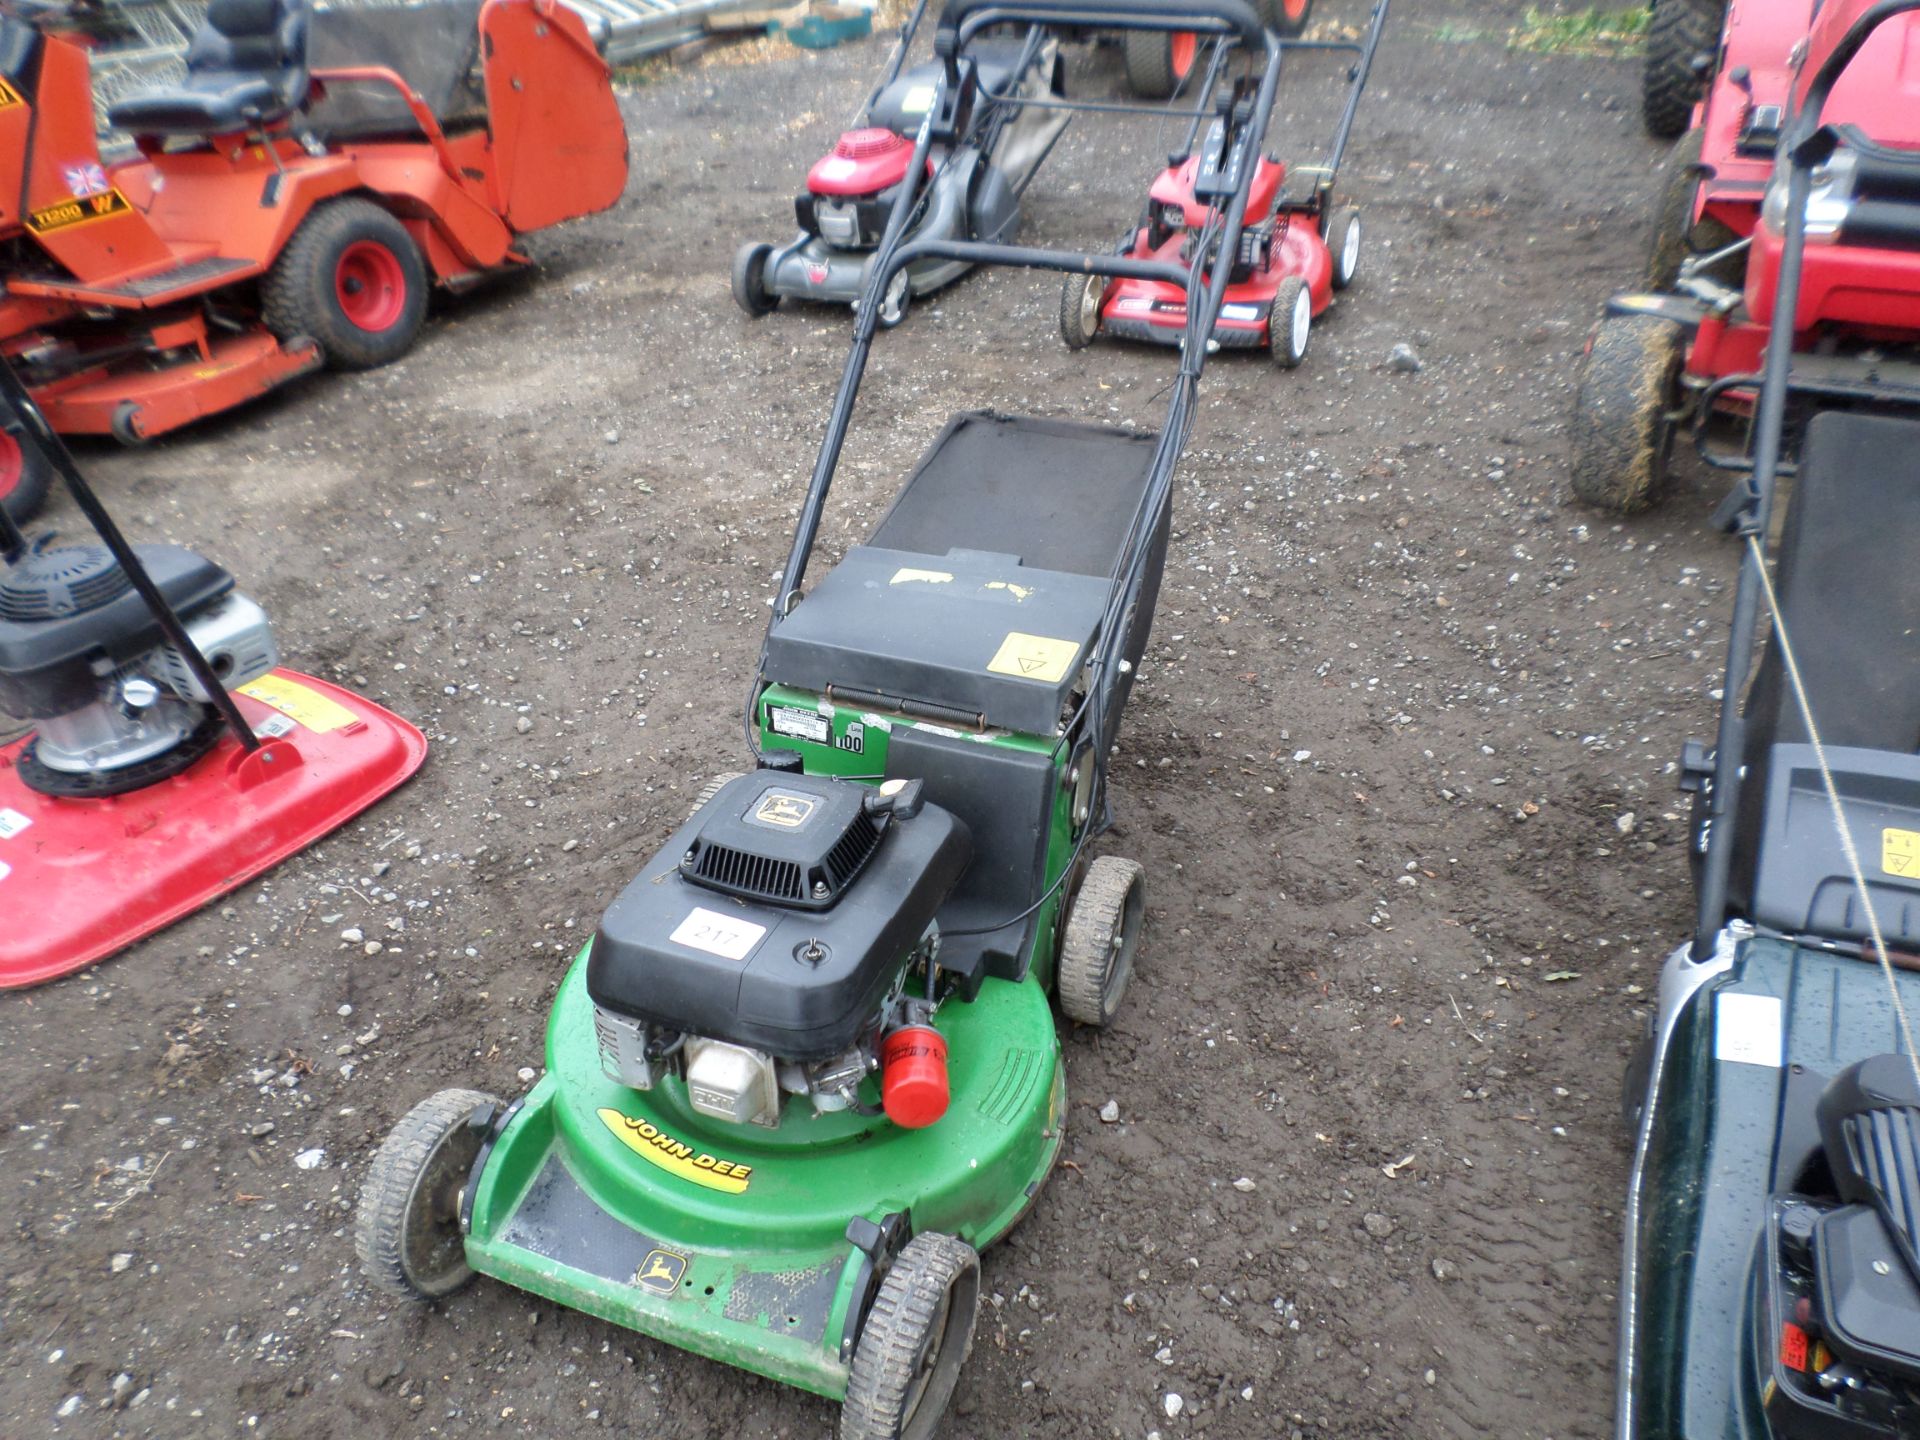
[1326,206,1361,291]
[1121,30,1190,100]
[355,1087,498,1300]
[1057,855,1145,1027]
[1270,276,1311,370]
[732,242,780,317]
[0,424,50,524]
[1642,0,1722,140]
[1569,313,1685,514]
[840,1232,980,1440]
[1644,127,1739,289]
[1264,0,1313,37]
[1059,272,1105,349]
[687,771,746,822]
[864,263,911,330]
[264,199,428,372]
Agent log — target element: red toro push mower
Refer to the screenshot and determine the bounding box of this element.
[0,364,424,987]
[1061,0,1386,367]
[1570,0,1920,513]
[0,0,627,522]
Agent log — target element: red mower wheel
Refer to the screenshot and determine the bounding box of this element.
[1267,0,1312,36]
[264,198,428,372]
[0,421,50,524]
[1122,29,1193,98]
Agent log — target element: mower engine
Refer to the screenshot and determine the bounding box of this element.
[0,541,277,797]
[585,771,971,1130]
[797,128,917,251]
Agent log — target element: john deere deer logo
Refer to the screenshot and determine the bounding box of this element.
[753,792,816,829]
[634,1247,687,1295]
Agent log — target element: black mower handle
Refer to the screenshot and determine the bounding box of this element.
[935,0,1266,51]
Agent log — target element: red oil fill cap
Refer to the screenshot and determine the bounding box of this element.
[881,1024,949,1128]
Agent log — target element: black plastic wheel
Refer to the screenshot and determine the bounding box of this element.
[1057,855,1145,1027]
[1568,313,1685,514]
[1264,0,1313,37]
[732,242,779,317]
[355,1088,499,1300]
[1642,0,1723,140]
[264,198,429,371]
[1325,206,1360,291]
[1121,30,1188,99]
[0,422,51,524]
[1059,272,1105,350]
[1269,275,1310,369]
[840,1232,981,1440]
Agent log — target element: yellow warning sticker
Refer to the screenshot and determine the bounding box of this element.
[890,567,953,586]
[237,674,357,734]
[0,78,22,108]
[599,1108,754,1194]
[26,187,131,236]
[986,631,1080,684]
[1882,827,1920,878]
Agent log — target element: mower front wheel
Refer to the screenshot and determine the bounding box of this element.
[1644,127,1738,290]
[1270,276,1311,370]
[840,1232,980,1440]
[1059,272,1105,350]
[355,1087,499,1300]
[0,423,50,524]
[1569,313,1685,514]
[732,242,780,318]
[1057,855,1145,1028]
[1326,206,1361,291]
[265,199,429,372]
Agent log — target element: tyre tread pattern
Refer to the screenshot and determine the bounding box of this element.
[1568,315,1683,514]
[841,1232,980,1440]
[1642,0,1722,139]
[263,197,428,371]
[1057,855,1144,1026]
[355,1087,495,1300]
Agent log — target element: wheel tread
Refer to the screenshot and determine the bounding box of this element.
[1642,0,1722,139]
[841,1232,980,1440]
[1057,855,1144,1026]
[354,1087,495,1300]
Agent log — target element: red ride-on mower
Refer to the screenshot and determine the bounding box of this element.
[0,0,627,521]
[1121,0,1310,99]
[1571,0,1920,514]
[1064,0,1386,367]
[0,363,424,988]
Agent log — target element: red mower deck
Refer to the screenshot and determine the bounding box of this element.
[0,670,425,988]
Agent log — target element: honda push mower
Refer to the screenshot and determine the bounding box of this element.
[731,0,1069,326]
[1060,0,1387,368]
[360,2,1283,1434]
[1615,6,1920,1434]
[0,363,425,987]
[1570,0,1920,513]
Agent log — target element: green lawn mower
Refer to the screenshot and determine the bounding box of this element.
[1615,6,1920,1435]
[355,2,1285,1434]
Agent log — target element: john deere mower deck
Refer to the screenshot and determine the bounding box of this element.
[362,2,1283,1433]
[0,364,424,987]
[1614,8,1920,1435]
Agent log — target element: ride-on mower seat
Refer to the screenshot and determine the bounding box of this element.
[108,0,310,137]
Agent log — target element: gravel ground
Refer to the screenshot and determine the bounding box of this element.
[1,4,1735,1436]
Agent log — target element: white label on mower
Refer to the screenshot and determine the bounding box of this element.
[770,706,831,745]
[0,859,10,882]
[254,713,298,740]
[0,808,29,839]
[900,84,935,115]
[1714,992,1783,1068]
[670,907,766,963]
[817,156,858,183]
[1221,303,1263,321]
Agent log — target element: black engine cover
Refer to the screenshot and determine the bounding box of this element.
[586,773,971,1062]
[0,544,231,718]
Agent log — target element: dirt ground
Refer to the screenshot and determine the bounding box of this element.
[0,3,1741,1436]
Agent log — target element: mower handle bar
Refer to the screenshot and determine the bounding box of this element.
[936,0,1266,51]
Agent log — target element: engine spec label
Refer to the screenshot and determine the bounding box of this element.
[0,808,30,840]
[598,1108,754,1194]
[768,705,830,745]
[237,674,356,734]
[26,187,131,236]
[669,906,765,961]
[1882,827,1920,878]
